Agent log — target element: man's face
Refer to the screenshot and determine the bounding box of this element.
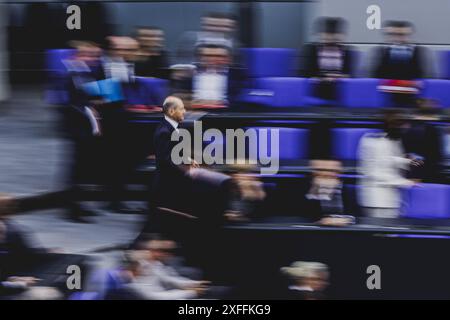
[110,37,139,61]
[77,45,101,65]
[320,32,343,44]
[147,240,176,262]
[137,29,164,51]
[199,47,231,68]
[305,272,329,292]
[386,26,412,44]
[169,102,186,123]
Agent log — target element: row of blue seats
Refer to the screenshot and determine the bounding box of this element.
[346,183,450,219]
[46,48,450,108]
[212,127,378,161]
[239,48,450,108]
[240,77,450,108]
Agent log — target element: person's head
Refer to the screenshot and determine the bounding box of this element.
[310,159,342,181]
[105,36,139,62]
[70,41,102,65]
[281,261,329,292]
[315,17,347,44]
[138,238,177,263]
[196,44,232,69]
[384,21,414,45]
[202,12,236,35]
[163,96,186,123]
[383,109,408,139]
[135,26,165,53]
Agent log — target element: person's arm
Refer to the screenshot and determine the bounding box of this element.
[155,130,188,176]
[154,264,199,289]
[358,137,413,187]
[127,280,198,300]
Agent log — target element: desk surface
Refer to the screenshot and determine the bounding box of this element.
[227,217,450,236]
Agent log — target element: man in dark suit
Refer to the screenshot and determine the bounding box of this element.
[134,26,170,79]
[97,36,142,213]
[373,21,425,80]
[303,17,353,102]
[373,21,425,107]
[63,41,103,222]
[187,44,245,108]
[152,96,197,211]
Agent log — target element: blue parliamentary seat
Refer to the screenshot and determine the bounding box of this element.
[247,127,309,164]
[338,78,387,108]
[439,50,450,79]
[420,79,450,108]
[45,49,76,105]
[401,183,450,219]
[240,48,297,78]
[241,77,310,108]
[331,128,382,161]
[46,49,76,75]
[125,77,169,106]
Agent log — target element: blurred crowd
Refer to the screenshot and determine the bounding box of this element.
[0,8,449,300]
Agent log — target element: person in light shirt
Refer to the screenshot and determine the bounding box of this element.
[357,110,423,218]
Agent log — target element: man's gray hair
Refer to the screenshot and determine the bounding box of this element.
[281,261,329,280]
[162,96,182,114]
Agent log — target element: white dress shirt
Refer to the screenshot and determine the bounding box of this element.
[357,132,412,208]
[126,260,198,300]
[164,115,179,133]
[102,56,134,83]
[193,70,228,102]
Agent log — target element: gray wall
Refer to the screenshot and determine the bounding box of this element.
[258,2,318,49]
[318,0,450,44]
[109,2,235,53]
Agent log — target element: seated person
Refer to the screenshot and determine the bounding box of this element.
[281,261,329,300]
[304,160,354,226]
[125,238,212,300]
[178,44,244,108]
[357,110,421,219]
[402,99,444,182]
[372,21,425,107]
[303,17,353,102]
[134,26,170,79]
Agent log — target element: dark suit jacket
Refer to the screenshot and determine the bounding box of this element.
[402,121,443,181]
[373,45,425,80]
[152,118,189,207]
[135,51,170,79]
[302,43,353,78]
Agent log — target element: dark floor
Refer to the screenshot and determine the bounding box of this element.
[1,86,143,257]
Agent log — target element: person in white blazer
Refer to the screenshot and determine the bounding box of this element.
[357,111,422,218]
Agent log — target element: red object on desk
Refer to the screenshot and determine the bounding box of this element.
[377,79,419,94]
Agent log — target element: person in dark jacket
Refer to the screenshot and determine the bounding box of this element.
[303,17,353,102]
[372,21,426,108]
[134,26,170,79]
